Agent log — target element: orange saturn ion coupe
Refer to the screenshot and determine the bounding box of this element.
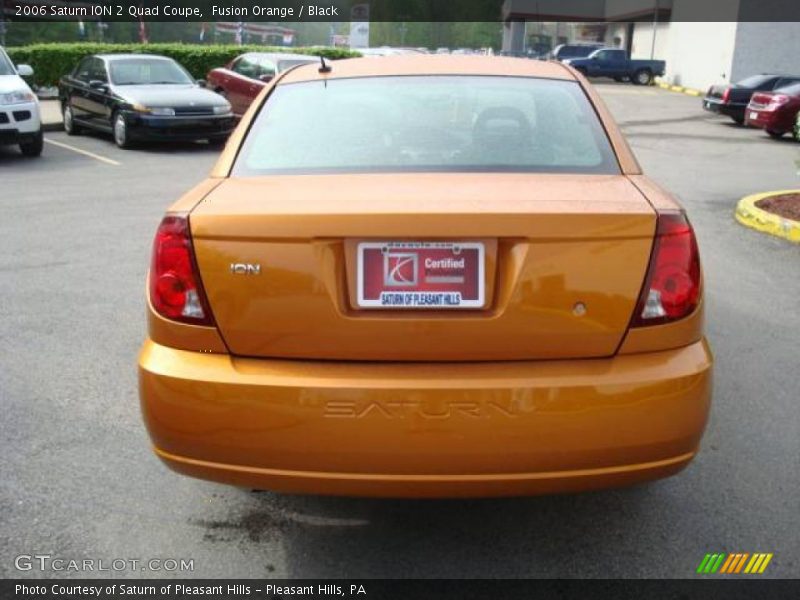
[138,56,712,498]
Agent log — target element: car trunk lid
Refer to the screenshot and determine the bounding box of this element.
[190,173,656,361]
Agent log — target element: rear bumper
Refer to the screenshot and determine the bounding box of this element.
[139,339,713,497]
[702,98,744,120]
[745,108,793,133]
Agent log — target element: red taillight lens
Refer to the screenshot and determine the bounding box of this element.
[721,87,731,103]
[149,214,214,326]
[631,211,701,327]
[770,94,790,107]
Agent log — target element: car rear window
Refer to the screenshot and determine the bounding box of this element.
[277,59,315,72]
[736,74,774,88]
[233,75,620,176]
[774,82,800,95]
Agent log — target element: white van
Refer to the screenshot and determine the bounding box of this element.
[0,46,43,157]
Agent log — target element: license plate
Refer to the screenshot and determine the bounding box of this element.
[357,241,484,309]
[750,111,759,120]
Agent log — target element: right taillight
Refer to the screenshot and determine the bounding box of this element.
[149,214,214,326]
[768,94,790,109]
[631,211,701,327]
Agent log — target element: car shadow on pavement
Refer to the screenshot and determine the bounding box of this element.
[191,482,666,578]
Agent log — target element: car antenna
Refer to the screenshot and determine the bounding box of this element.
[318,55,332,74]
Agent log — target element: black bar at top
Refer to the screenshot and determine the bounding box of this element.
[4,0,800,22]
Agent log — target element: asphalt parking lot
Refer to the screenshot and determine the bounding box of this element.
[1,82,799,579]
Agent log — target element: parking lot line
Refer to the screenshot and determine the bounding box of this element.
[44,138,121,166]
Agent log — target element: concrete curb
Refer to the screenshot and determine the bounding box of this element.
[735,190,800,244]
[656,79,703,97]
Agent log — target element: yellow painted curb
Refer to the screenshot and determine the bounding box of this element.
[655,79,703,97]
[735,190,800,243]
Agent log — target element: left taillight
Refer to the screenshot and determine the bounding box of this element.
[149,214,214,326]
[631,211,701,327]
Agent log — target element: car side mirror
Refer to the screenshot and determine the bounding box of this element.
[89,79,108,92]
[259,74,274,83]
[196,79,207,88]
[17,64,34,77]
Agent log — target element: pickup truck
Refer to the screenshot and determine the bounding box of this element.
[564,48,666,85]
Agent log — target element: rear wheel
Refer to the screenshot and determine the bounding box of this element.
[113,112,132,149]
[63,104,81,135]
[767,129,784,139]
[19,129,43,157]
[633,69,653,86]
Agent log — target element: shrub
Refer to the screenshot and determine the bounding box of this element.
[6,43,360,86]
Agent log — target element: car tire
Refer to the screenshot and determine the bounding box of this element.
[766,129,784,139]
[63,105,81,135]
[113,112,132,149]
[19,129,44,157]
[633,69,653,86]
[732,116,745,126]
[613,76,624,82]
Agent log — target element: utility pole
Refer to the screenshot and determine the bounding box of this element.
[651,0,659,59]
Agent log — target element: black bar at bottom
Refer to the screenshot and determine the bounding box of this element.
[3,579,800,600]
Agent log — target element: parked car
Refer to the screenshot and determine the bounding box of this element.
[744,81,800,138]
[0,46,43,157]
[58,54,234,149]
[550,43,604,62]
[564,48,665,85]
[206,52,316,118]
[139,56,711,498]
[703,74,800,125]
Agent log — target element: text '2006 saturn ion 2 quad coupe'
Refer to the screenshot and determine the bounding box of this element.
[58,54,234,149]
[138,56,713,498]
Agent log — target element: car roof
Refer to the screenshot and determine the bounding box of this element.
[97,54,174,61]
[280,55,576,84]
[239,52,317,62]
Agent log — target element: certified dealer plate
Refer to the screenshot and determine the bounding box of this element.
[357,242,485,309]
